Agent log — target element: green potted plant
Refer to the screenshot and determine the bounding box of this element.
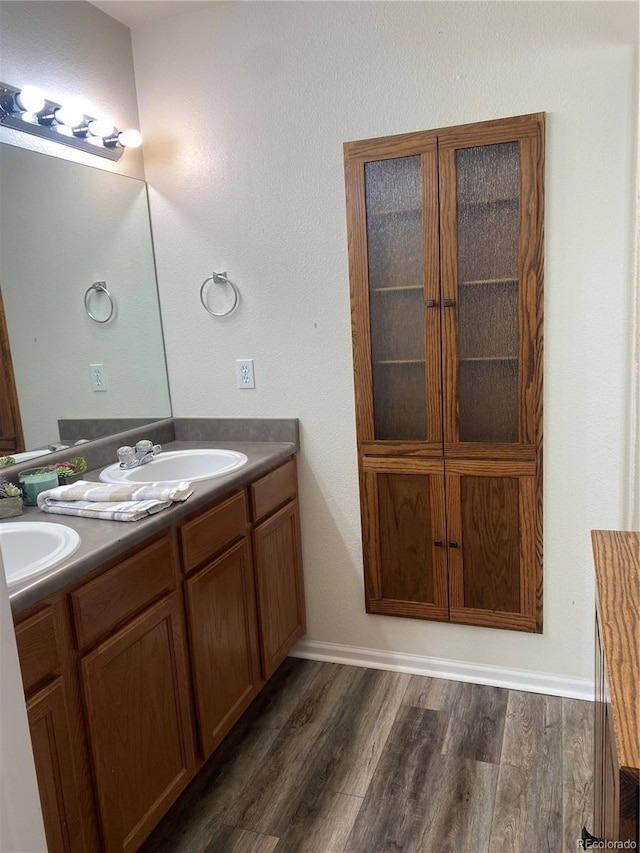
[0,455,15,468]
[49,456,88,486]
[0,477,22,518]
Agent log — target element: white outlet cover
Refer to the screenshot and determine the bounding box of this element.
[236,359,255,389]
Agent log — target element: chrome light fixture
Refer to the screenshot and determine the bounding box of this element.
[0,82,142,161]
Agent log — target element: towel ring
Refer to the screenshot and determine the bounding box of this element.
[200,271,239,317]
[84,281,115,323]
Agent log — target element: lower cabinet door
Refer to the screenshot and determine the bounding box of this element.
[445,459,540,632]
[253,498,306,679]
[27,678,85,853]
[185,538,261,759]
[360,457,449,621]
[80,594,195,853]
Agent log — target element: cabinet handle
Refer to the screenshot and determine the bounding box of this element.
[434,539,443,547]
[426,299,437,308]
[443,298,454,308]
[449,540,458,548]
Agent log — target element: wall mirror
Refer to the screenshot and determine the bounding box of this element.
[0,142,171,457]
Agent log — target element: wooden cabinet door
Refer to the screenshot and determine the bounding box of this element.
[361,457,448,621]
[344,131,443,455]
[439,114,544,458]
[27,678,86,853]
[253,498,306,679]
[80,594,195,853]
[185,538,261,759]
[446,460,540,632]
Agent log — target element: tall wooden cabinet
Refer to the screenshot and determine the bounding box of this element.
[345,113,544,632]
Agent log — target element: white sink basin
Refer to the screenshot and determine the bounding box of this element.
[99,448,249,484]
[0,522,81,587]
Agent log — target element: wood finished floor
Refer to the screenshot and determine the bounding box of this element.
[140,659,593,853]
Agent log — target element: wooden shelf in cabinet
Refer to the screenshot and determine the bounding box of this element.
[457,196,518,208]
[368,207,421,217]
[375,359,426,366]
[459,356,518,363]
[371,284,423,293]
[459,277,518,287]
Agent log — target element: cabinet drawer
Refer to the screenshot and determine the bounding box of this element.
[250,458,297,523]
[72,536,176,650]
[180,490,248,573]
[15,606,62,694]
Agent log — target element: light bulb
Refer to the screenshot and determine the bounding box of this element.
[54,103,85,128]
[15,85,45,113]
[88,117,115,138]
[118,129,142,149]
[56,125,74,137]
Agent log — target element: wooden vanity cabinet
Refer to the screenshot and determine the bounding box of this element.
[251,458,306,679]
[592,531,639,846]
[181,491,262,760]
[73,533,195,853]
[345,113,544,631]
[13,454,305,852]
[14,602,99,853]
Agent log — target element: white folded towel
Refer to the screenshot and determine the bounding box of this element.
[36,479,194,521]
[36,498,172,522]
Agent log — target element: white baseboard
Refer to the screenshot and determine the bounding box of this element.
[290,639,594,701]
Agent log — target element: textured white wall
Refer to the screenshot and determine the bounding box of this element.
[133,1,637,682]
[0,0,144,179]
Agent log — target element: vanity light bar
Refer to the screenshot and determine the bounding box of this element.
[0,82,142,162]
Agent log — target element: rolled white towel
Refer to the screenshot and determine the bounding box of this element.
[37,479,193,505]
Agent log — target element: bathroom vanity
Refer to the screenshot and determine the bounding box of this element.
[8,437,305,853]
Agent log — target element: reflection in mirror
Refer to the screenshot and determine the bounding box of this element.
[0,143,171,455]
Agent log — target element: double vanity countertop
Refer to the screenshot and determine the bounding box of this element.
[7,437,297,616]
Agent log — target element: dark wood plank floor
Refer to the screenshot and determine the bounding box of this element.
[140,658,593,853]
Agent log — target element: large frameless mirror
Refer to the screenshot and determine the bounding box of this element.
[0,142,171,457]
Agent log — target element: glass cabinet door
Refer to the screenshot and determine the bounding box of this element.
[365,155,427,441]
[439,123,541,451]
[343,135,441,448]
[454,141,520,444]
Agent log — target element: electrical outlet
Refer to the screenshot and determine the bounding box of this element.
[89,363,107,392]
[236,359,255,389]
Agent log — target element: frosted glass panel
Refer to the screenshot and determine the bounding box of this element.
[456,142,520,443]
[365,156,427,440]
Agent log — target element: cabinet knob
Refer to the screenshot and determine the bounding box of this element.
[434,539,443,547]
[443,298,454,308]
[449,540,458,548]
[426,299,437,308]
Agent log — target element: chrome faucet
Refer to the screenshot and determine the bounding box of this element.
[117,440,162,469]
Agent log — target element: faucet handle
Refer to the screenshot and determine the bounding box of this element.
[135,439,153,454]
[117,445,135,466]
